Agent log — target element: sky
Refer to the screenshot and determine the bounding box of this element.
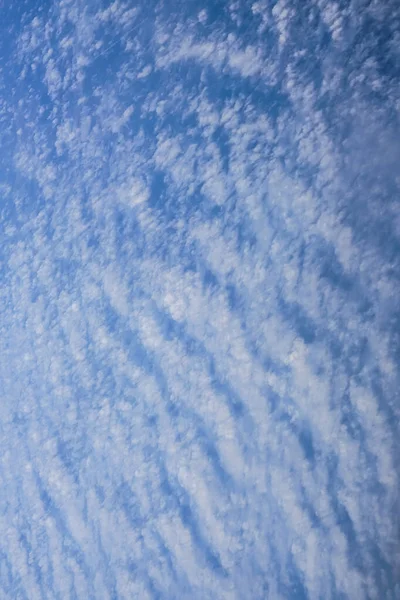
[0,0,399,598]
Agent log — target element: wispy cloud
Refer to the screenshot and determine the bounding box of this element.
[0,0,398,598]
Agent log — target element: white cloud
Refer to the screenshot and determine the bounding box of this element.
[1,0,399,598]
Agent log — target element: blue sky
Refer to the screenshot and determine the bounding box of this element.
[0,0,399,598]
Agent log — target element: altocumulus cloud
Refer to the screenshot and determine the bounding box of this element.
[0,0,399,598]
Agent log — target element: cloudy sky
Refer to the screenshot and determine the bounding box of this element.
[0,0,399,598]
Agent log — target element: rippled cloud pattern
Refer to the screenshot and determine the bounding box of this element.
[0,0,399,598]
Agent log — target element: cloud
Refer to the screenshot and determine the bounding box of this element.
[0,0,398,598]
